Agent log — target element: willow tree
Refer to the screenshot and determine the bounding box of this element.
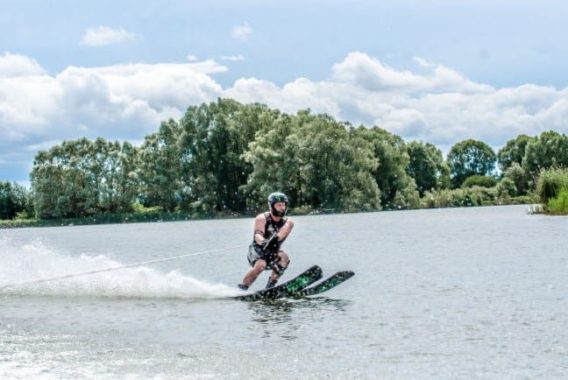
[241,113,303,210]
[243,111,380,212]
[32,139,95,218]
[351,126,419,209]
[90,138,139,213]
[497,134,535,172]
[178,98,278,214]
[406,141,450,196]
[138,119,184,211]
[31,138,139,218]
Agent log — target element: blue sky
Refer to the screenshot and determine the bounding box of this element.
[1,0,568,183]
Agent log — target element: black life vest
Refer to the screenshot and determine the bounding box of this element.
[254,212,287,254]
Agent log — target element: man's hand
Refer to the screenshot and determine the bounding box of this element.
[266,223,278,235]
[261,231,278,250]
[259,238,268,249]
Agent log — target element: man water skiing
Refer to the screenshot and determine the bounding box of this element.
[238,192,294,290]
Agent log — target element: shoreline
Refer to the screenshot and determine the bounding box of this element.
[2,201,556,230]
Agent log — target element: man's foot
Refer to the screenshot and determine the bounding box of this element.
[265,278,278,289]
[237,283,249,291]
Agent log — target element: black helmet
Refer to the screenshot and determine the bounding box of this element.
[268,192,288,217]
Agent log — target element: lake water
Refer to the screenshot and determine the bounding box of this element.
[1,205,567,379]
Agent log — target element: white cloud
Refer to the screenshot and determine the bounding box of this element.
[0,58,226,147]
[225,77,341,117]
[226,52,567,147]
[0,52,46,77]
[231,22,253,41]
[186,55,198,62]
[413,56,435,68]
[220,55,245,61]
[332,51,429,92]
[81,26,136,47]
[2,51,568,181]
[331,51,492,94]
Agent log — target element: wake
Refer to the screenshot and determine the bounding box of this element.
[0,237,239,299]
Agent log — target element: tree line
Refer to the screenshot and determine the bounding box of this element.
[1,98,568,220]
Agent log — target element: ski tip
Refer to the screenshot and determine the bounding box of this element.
[330,270,355,279]
[304,265,323,278]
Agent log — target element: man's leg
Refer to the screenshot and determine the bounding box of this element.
[266,251,289,288]
[240,259,267,289]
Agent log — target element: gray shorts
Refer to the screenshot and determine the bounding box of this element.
[247,244,278,269]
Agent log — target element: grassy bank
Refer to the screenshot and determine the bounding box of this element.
[536,168,568,215]
[420,187,534,208]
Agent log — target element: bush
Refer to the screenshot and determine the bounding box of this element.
[547,190,568,214]
[503,163,529,195]
[132,202,163,214]
[392,181,420,210]
[536,167,568,204]
[507,195,536,205]
[289,205,313,215]
[496,177,517,199]
[421,187,498,208]
[474,186,498,204]
[0,218,41,228]
[462,175,498,188]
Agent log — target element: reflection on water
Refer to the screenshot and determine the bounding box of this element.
[247,297,352,340]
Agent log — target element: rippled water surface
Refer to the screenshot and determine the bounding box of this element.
[1,205,567,379]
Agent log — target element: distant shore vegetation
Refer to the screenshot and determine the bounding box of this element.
[1,98,568,227]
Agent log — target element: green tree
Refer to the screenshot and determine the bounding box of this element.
[503,162,529,195]
[241,113,303,210]
[31,139,93,218]
[496,177,517,199]
[138,120,183,211]
[179,99,277,214]
[114,141,140,212]
[406,141,449,196]
[497,134,535,172]
[99,140,139,213]
[31,137,139,218]
[297,115,380,211]
[447,139,496,188]
[523,131,568,185]
[351,126,419,209]
[243,111,380,212]
[0,181,31,219]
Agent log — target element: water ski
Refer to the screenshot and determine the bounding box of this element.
[235,265,354,301]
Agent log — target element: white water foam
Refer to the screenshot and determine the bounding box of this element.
[0,236,239,299]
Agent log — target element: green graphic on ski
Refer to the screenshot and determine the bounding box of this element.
[292,270,355,297]
[235,265,323,301]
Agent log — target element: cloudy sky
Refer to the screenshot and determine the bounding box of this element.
[1,0,568,183]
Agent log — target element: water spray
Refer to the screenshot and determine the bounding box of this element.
[0,244,247,292]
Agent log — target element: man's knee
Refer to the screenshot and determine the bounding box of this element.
[279,251,289,264]
[254,259,267,272]
[272,252,289,275]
